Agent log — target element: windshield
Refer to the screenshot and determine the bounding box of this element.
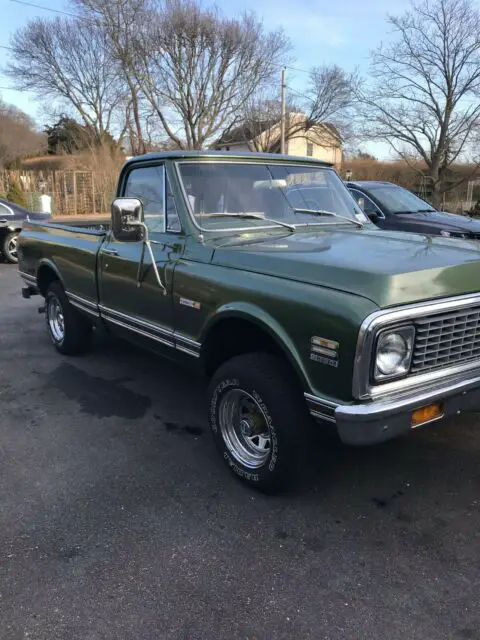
[177,162,367,230]
[368,185,435,214]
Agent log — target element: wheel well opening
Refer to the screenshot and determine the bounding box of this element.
[203,317,293,377]
[37,265,59,296]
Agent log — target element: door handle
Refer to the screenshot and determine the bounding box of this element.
[103,248,119,256]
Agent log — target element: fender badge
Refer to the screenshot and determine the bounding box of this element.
[310,336,339,367]
[179,297,201,310]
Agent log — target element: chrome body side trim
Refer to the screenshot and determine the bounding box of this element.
[19,271,37,285]
[105,315,175,348]
[59,295,201,357]
[353,292,480,400]
[66,292,100,318]
[98,304,201,356]
[175,345,201,358]
[304,393,337,423]
[68,292,98,310]
[99,305,173,338]
[174,332,201,350]
[69,300,99,317]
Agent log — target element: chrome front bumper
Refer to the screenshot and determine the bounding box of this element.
[305,372,480,445]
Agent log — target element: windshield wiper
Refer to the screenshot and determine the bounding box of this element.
[293,208,364,228]
[203,212,296,232]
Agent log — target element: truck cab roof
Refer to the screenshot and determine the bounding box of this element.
[124,150,333,168]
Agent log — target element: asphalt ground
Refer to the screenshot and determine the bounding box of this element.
[0,262,479,640]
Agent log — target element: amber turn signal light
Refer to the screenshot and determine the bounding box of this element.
[411,403,443,428]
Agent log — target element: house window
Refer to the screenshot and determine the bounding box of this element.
[306,142,314,156]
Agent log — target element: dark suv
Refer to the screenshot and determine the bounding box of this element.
[346,181,480,239]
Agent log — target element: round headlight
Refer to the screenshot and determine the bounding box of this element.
[376,332,408,375]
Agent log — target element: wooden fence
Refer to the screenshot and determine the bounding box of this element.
[0,169,114,215]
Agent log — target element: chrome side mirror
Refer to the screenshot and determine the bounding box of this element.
[111,197,145,243]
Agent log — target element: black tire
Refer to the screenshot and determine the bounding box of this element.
[208,353,309,493]
[45,281,92,355]
[2,231,19,264]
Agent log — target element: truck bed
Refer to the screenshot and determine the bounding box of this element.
[19,218,108,307]
[49,214,111,231]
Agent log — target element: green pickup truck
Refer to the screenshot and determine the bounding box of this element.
[18,151,480,491]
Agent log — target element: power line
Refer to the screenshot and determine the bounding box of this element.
[7,0,313,75]
[284,65,311,75]
[9,0,87,19]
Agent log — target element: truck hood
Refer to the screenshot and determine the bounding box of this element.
[210,226,480,308]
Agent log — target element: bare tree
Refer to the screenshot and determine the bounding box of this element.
[358,0,480,207]
[223,91,297,152]
[222,65,357,153]
[74,0,150,154]
[302,65,359,145]
[243,96,287,152]
[132,0,291,149]
[7,16,124,143]
[0,99,45,167]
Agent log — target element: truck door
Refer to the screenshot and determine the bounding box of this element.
[98,162,184,356]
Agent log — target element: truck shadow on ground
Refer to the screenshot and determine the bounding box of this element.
[50,328,480,511]
[12,327,478,640]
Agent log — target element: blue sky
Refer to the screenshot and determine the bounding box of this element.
[0,0,411,156]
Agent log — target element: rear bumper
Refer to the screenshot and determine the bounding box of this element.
[305,372,480,445]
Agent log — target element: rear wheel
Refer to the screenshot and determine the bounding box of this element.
[2,232,19,264]
[208,353,309,493]
[45,281,92,355]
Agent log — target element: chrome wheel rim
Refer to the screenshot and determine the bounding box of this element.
[218,389,271,469]
[7,235,18,259]
[47,296,65,342]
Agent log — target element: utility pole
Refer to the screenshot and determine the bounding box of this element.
[280,67,286,154]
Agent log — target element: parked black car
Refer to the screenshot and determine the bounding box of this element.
[346,181,480,238]
[0,199,51,263]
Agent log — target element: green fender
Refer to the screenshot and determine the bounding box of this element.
[200,301,313,390]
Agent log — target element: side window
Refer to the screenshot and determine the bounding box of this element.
[124,165,165,233]
[123,165,181,233]
[166,176,181,232]
[349,189,382,217]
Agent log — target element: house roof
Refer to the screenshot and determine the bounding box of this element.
[217,120,278,145]
[216,116,342,146]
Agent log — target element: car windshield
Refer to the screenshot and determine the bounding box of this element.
[367,185,435,214]
[177,161,367,230]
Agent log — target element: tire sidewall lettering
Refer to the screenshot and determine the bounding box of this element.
[210,378,239,434]
[210,378,279,478]
[252,389,278,472]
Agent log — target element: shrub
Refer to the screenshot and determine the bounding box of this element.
[6,177,27,207]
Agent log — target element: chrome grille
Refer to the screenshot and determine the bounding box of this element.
[412,307,480,373]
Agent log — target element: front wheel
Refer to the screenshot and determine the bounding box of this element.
[2,231,19,264]
[208,353,309,493]
[45,281,92,355]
